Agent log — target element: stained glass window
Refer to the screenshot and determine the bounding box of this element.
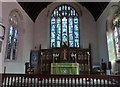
[107,18,120,61]
[113,20,120,59]
[107,32,116,61]
[50,5,80,48]
[6,13,18,60]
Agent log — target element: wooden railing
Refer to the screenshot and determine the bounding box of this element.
[2,73,120,87]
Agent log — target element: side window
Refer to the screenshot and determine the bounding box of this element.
[5,12,19,60]
[113,19,120,60]
[107,14,120,61]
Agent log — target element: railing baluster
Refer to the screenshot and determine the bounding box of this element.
[66,77,67,86]
[70,77,72,87]
[4,76,7,87]
[10,76,13,87]
[46,77,47,87]
[44,77,45,87]
[62,77,63,87]
[26,77,29,87]
[1,74,120,87]
[24,77,26,87]
[3,76,5,87]
[53,77,55,87]
[77,77,79,87]
[30,77,31,87]
[103,79,105,87]
[63,77,65,87]
[37,78,39,87]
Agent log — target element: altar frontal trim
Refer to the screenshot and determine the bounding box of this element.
[51,63,79,75]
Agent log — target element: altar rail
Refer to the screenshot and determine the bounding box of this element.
[2,73,120,87]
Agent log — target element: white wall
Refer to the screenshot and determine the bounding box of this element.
[0,1,2,86]
[2,2,34,73]
[0,2,103,74]
[97,2,118,71]
[34,2,98,65]
[0,0,3,74]
[82,6,98,65]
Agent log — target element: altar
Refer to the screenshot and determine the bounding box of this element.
[51,63,79,75]
[28,44,92,74]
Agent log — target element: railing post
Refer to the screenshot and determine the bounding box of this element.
[89,43,92,74]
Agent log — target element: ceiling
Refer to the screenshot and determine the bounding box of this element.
[18,2,109,22]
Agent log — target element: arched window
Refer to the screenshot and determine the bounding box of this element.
[5,12,19,60]
[50,4,80,48]
[113,18,120,59]
[107,15,120,61]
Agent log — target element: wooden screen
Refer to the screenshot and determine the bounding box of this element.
[38,44,92,74]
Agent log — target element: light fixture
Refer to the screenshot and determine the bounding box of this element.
[0,23,5,40]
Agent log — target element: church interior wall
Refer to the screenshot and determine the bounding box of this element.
[34,2,98,66]
[1,2,34,73]
[1,2,118,74]
[0,1,2,86]
[97,2,118,72]
[0,1,3,73]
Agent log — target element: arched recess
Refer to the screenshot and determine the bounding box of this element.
[5,9,24,61]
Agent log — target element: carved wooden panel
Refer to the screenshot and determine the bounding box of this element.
[29,45,92,74]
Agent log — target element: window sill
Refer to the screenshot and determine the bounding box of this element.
[4,59,16,62]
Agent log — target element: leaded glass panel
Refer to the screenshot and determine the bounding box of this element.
[62,17,68,44]
[114,27,119,55]
[110,19,120,60]
[6,13,19,60]
[50,4,80,48]
[56,17,61,47]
